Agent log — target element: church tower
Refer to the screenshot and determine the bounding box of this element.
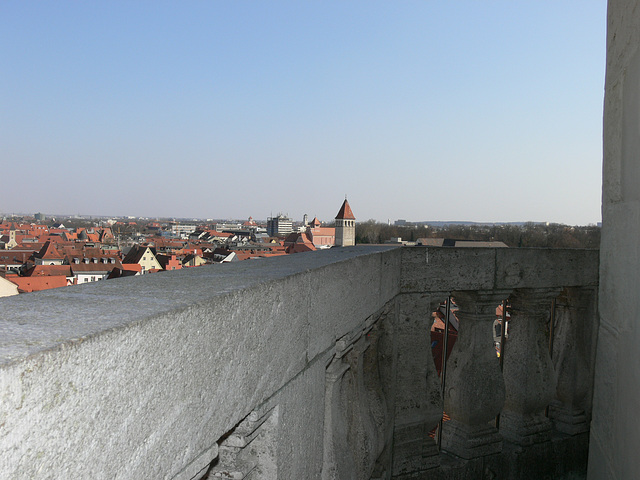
[334,198,356,247]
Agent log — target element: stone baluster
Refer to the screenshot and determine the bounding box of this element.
[391,293,446,475]
[548,287,598,435]
[500,288,561,447]
[440,290,511,459]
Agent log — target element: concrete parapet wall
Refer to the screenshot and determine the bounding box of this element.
[401,247,599,293]
[0,246,400,479]
[0,245,600,479]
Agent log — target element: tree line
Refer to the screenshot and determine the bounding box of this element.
[355,221,600,249]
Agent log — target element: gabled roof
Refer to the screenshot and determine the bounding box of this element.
[287,243,316,254]
[182,254,206,266]
[121,263,142,273]
[335,199,355,220]
[23,265,73,277]
[310,217,322,227]
[122,245,154,264]
[155,254,182,270]
[99,228,114,241]
[107,267,140,279]
[284,232,317,253]
[34,241,64,260]
[86,233,100,243]
[0,250,37,266]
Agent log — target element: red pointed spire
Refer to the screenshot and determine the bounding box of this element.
[335,199,355,220]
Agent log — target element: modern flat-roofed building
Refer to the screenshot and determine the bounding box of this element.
[266,214,292,237]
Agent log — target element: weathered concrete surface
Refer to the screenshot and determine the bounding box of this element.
[322,302,395,480]
[551,287,599,436]
[500,288,561,447]
[0,246,399,479]
[394,433,589,480]
[307,248,401,360]
[392,293,444,475]
[590,1,640,479]
[0,242,599,479]
[440,290,510,459]
[401,247,598,294]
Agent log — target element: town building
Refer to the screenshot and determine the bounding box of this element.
[122,245,162,274]
[0,275,19,297]
[334,199,356,247]
[283,231,317,254]
[70,261,122,284]
[307,216,336,248]
[266,214,293,237]
[156,254,182,271]
[171,224,197,239]
[0,229,18,249]
[32,241,65,265]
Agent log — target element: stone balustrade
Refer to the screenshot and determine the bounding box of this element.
[0,246,598,479]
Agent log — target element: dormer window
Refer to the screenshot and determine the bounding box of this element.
[84,258,89,264]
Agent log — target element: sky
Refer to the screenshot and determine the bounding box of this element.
[0,1,606,225]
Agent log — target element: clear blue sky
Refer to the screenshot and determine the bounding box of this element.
[0,1,606,225]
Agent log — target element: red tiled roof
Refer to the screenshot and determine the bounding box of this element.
[122,245,155,265]
[107,267,139,279]
[155,254,182,270]
[286,243,316,254]
[70,262,122,273]
[0,250,37,265]
[9,276,68,293]
[121,264,142,273]
[34,241,64,260]
[284,232,317,253]
[207,230,233,238]
[23,265,73,277]
[335,199,355,220]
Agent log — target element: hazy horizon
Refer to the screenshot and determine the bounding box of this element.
[0,210,602,228]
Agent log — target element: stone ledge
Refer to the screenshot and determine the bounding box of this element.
[401,247,599,293]
[0,246,400,479]
[0,245,400,367]
[392,432,589,480]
